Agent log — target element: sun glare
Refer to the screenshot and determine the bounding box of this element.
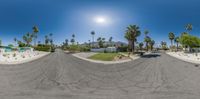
[95,17,106,24]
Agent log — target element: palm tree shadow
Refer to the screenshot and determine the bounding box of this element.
[141,54,161,58]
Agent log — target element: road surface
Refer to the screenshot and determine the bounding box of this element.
[0,49,200,99]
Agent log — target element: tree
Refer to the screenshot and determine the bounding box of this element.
[71,34,75,45]
[179,34,200,48]
[18,41,26,47]
[168,32,175,46]
[97,37,105,48]
[144,30,151,51]
[45,35,49,45]
[144,36,151,51]
[14,38,17,46]
[149,40,155,51]
[139,42,144,51]
[109,37,113,46]
[185,24,193,34]
[70,39,75,45]
[23,32,33,46]
[0,39,1,46]
[125,25,141,53]
[65,39,69,46]
[32,26,39,46]
[49,33,53,45]
[174,37,180,51]
[161,41,167,49]
[91,31,95,48]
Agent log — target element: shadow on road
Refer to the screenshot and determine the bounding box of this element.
[141,54,161,58]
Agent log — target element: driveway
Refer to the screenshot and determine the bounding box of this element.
[0,49,200,99]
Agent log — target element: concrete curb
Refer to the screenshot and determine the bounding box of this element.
[72,53,134,64]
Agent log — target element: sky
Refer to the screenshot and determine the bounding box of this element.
[0,0,200,46]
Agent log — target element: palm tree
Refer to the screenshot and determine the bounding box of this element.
[144,36,151,51]
[65,39,69,46]
[88,40,91,47]
[32,26,39,46]
[91,31,95,48]
[174,37,179,51]
[71,34,75,45]
[14,38,17,46]
[161,41,167,49]
[23,32,33,46]
[109,37,113,46]
[49,33,53,45]
[125,25,141,53]
[185,24,193,34]
[97,37,105,48]
[139,42,144,51]
[149,40,155,51]
[70,39,75,45]
[144,30,150,51]
[45,35,49,45]
[168,32,175,46]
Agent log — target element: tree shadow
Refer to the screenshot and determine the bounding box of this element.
[141,54,161,58]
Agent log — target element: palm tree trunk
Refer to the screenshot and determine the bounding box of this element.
[177,43,179,51]
[146,43,148,51]
[92,36,94,48]
[132,41,135,54]
[171,40,173,46]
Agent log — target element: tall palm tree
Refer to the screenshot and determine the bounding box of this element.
[144,36,151,51]
[144,30,149,51]
[49,33,53,45]
[65,39,69,46]
[149,40,155,51]
[109,37,113,46]
[168,32,175,46]
[125,25,141,53]
[14,38,17,46]
[174,37,179,51]
[91,31,95,48]
[185,24,193,34]
[45,35,49,45]
[32,26,39,46]
[71,34,75,45]
[139,42,144,51]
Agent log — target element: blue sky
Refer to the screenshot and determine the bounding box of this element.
[0,0,200,46]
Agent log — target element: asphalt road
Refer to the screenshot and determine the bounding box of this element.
[0,49,200,99]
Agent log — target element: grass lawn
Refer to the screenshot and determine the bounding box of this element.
[89,53,120,61]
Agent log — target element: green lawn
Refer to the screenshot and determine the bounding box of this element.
[89,53,119,61]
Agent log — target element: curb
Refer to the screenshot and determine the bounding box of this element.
[72,53,133,64]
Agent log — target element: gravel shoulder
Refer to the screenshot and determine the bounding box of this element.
[167,51,200,64]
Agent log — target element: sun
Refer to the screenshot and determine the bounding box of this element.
[95,17,106,24]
